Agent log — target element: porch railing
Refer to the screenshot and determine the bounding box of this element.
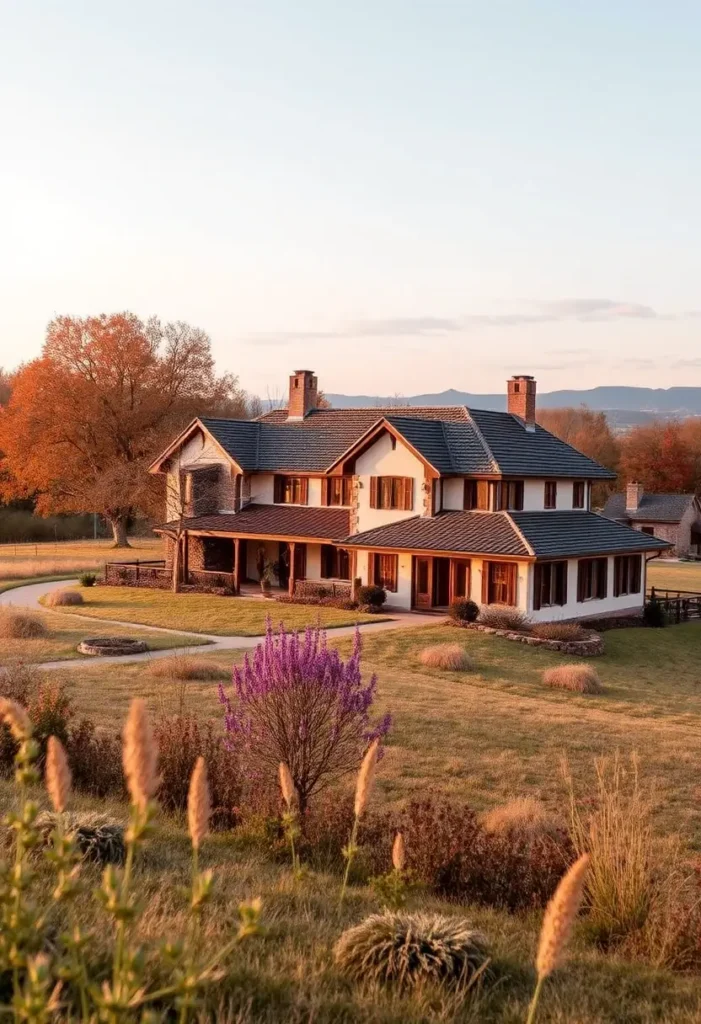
[647,586,701,623]
[294,579,352,600]
[104,560,172,589]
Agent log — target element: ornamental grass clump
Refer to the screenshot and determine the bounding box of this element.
[0,608,49,639]
[334,911,490,989]
[45,588,84,607]
[543,664,603,694]
[219,622,391,813]
[419,644,475,671]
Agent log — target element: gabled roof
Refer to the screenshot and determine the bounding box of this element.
[602,492,698,524]
[153,404,616,479]
[343,509,670,558]
[154,504,349,541]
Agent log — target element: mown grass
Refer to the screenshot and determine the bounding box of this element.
[1,781,700,1023]
[42,585,388,635]
[0,608,201,662]
[0,536,163,585]
[648,559,701,592]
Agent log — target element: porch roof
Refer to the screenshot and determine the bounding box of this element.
[154,504,350,541]
[343,511,531,557]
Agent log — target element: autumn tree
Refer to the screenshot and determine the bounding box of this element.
[537,406,620,503]
[0,313,251,546]
[619,420,697,493]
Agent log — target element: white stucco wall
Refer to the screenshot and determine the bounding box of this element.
[166,430,234,518]
[247,473,275,505]
[442,478,464,511]
[355,434,425,531]
[527,555,645,622]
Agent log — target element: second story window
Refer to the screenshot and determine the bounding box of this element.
[274,475,308,505]
[494,480,524,511]
[369,476,413,511]
[544,481,558,509]
[573,481,586,509]
[322,476,353,506]
[463,480,490,510]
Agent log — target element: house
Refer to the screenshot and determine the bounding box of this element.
[603,483,701,559]
[146,369,671,621]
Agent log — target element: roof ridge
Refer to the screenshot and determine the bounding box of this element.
[439,419,456,473]
[503,511,535,556]
[465,409,500,473]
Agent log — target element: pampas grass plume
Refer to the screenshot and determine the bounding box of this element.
[392,832,405,872]
[123,698,159,811]
[536,853,590,979]
[279,762,296,809]
[0,696,32,741]
[46,736,71,813]
[188,756,211,850]
[354,738,380,818]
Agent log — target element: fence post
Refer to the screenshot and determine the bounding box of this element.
[136,559,139,584]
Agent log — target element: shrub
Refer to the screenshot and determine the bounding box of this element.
[147,655,229,681]
[478,605,530,631]
[543,664,603,694]
[531,622,588,642]
[448,597,479,623]
[357,584,387,610]
[26,680,73,766]
[219,623,391,812]
[482,797,564,844]
[36,811,125,864]
[0,609,49,639]
[155,712,242,829]
[78,572,97,587]
[643,599,667,628]
[44,588,84,607]
[65,718,125,798]
[419,644,475,671]
[334,912,490,989]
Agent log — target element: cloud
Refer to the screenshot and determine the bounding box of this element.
[537,299,658,320]
[673,357,701,368]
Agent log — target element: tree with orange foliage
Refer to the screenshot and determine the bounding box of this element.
[0,313,249,546]
[537,406,620,502]
[619,420,696,493]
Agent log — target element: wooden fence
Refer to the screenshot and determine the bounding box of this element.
[104,560,235,593]
[647,587,701,623]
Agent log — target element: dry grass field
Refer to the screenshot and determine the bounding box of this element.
[0,537,163,588]
[41,585,388,635]
[647,559,701,592]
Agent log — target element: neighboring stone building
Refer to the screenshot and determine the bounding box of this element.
[603,483,701,559]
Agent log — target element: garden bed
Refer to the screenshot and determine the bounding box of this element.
[454,620,604,656]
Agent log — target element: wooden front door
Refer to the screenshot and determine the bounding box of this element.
[413,556,433,609]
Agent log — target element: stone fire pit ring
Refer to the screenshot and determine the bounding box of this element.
[78,636,149,657]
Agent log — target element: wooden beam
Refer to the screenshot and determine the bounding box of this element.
[233,537,241,595]
[288,541,296,597]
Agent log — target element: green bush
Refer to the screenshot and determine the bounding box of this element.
[78,572,97,587]
[448,598,479,623]
[357,584,387,609]
[643,599,667,628]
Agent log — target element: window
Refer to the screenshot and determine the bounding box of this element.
[544,481,558,509]
[371,552,398,592]
[321,545,350,580]
[322,476,353,506]
[274,476,308,505]
[577,558,608,602]
[369,477,413,511]
[464,479,490,510]
[482,561,517,605]
[641,526,655,536]
[533,561,568,609]
[573,481,586,509]
[452,560,471,599]
[613,555,641,597]
[494,480,524,511]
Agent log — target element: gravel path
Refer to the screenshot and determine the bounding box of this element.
[0,579,441,669]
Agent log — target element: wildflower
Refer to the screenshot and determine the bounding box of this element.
[46,736,71,813]
[123,699,159,810]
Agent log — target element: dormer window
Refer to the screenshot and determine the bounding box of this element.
[274,475,308,505]
[494,480,524,512]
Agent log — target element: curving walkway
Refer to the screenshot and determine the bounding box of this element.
[0,579,442,670]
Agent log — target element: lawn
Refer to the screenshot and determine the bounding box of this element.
[0,536,163,585]
[648,558,701,592]
[0,608,201,662]
[41,585,388,635]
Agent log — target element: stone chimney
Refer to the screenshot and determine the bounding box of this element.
[507,375,536,431]
[287,370,318,420]
[626,481,643,513]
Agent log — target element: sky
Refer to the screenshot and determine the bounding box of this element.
[1,1,700,399]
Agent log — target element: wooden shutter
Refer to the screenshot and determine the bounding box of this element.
[370,477,379,509]
[274,475,282,503]
[300,478,309,505]
[463,480,475,510]
[557,561,568,605]
[482,562,490,603]
[403,478,413,511]
[320,478,329,506]
[577,561,586,602]
[631,555,641,594]
[506,563,517,606]
[533,564,543,610]
[613,556,621,597]
[477,481,490,510]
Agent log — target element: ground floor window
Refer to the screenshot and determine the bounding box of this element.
[371,552,398,592]
[577,557,608,602]
[641,526,655,536]
[202,536,234,573]
[452,559,471,600]
[321,545,350,580]
[482,561,517,605]
[613,554,641,596]
[533,560,567,609]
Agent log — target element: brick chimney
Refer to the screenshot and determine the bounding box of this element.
[626,481,643,513]
[287,370,318,420]
[507,375,536,431]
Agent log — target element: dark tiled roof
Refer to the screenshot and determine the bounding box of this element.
[260,406,471,424]
[384,416,496,474]
[468,409,616,480]
[510,511,671,558]
[603,492,697,524]
[154,504,349,540]
[344,511,530,556]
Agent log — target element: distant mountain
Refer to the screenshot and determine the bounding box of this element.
[323,386,701,423]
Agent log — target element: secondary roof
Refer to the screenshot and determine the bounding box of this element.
[603,492,698,524]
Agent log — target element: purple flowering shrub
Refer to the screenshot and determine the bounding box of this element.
[219,622,391,812]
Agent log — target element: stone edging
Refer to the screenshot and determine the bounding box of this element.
[454,621,605,656]
[78,637,149,657]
